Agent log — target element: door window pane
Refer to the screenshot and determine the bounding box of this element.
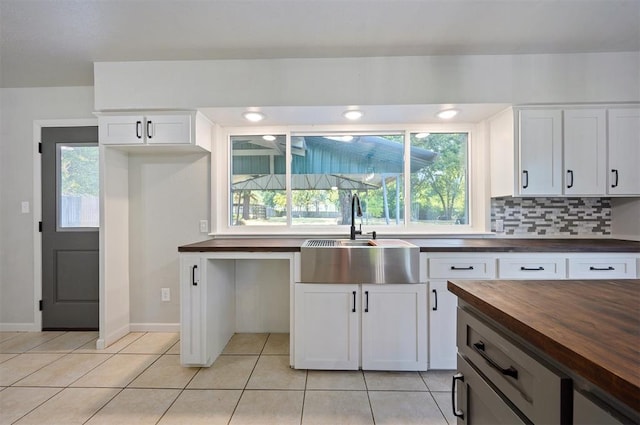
[291,134,408,226]
[57,144,99,229]
[409,133,468,225]
[230,135,287,226]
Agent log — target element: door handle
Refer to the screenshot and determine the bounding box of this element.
[136,121,142,139]
[191,265,198,286]
[432,289,438,311]
[146,120,153,139]
[589,266,614,271]
[611,169,619,188]
[473,341,518,379]
[567,169,574,188]
[522,170,529,189]
[452,373,465,419]
[352,291,356,313]
[364,290,369,313]
[520,266,544,271]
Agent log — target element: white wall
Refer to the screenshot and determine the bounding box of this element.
[94,52,640,110]
[0,87,95,328]
[128,152,210,327]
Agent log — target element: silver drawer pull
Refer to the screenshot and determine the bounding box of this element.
[473,341,519,380]
[451,266,474,271]
[589,266,614,271]
[520,266,544,271]
[451,373,465,419]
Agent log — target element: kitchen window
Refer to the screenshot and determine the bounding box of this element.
[224,127,472,233]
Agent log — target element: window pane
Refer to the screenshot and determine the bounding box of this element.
[230,135,287,226]
[291,134,406,226]
[409,133,468,225]
[58,144,99,229]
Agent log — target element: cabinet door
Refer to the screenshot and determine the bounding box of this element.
[361,284,427,371]
[180,257,205,365]
[564,109,607,195]
[429,280,457,369]
[294,284,359,370]
[518,109,562,195]
[146,114,192,144]
[98,115,145,145]
[608,108,640,195]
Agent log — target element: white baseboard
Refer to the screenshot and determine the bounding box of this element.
[129,323,180,332]
[97,323,130,350]
[0,322,40,331]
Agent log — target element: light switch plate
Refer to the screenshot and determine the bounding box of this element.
[495,219,504,233]
[21,201,30,213]
[199,220,208,233]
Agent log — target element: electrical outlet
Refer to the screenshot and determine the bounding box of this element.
[21,201,30,213]
[161,288,170,302]
[199,220,209,233]
[495,219,504,233]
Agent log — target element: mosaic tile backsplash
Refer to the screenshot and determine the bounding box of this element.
[491,197,611,236]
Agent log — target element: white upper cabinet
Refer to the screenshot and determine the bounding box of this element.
[563,109,607,196]
[518,109,563,196]
[608,108,640,195]
[491,105,638,197]
[98,111,212,151]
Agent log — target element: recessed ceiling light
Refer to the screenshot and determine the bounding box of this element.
[436,109,459,119]
[343,110,364,120]
[415,132,430,139]
[262,135,276,141]
[243,111,265,122]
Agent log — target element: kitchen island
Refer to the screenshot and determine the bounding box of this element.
[448,278,639,424]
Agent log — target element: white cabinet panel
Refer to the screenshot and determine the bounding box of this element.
[519,109,563,195]
[146,114,192,144]
[568,256,637,279]
[294,284,360,370]
[429,257,496,279]
[361,284,427,371]
[99,115,145,145]
[428,280,457,369]
[180,257,204,365]
[498,257,566,279]
[563,109,607,195]
[608,108,640,195]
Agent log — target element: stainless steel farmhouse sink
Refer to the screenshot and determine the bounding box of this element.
[300,239,419,284]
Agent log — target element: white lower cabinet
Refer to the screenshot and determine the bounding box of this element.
[180,256,236,367]
[294,283,427,370]
[294,284,360,370]
[428,280,458,369]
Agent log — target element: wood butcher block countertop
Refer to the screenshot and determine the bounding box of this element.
[178,237,640,252]
[447,279,640,413]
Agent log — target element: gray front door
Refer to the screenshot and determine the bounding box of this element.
[41,127,99,330]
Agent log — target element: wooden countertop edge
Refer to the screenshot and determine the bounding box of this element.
[447,281,640,413]
[178,238,640,252]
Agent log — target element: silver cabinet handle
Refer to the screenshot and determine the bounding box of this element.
[452,373,464,419]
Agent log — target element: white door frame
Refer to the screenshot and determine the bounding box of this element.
[33,119,98,331]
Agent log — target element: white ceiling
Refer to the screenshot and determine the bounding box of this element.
[1,0,639,89]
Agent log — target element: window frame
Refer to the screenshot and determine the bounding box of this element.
[212,123,487,236]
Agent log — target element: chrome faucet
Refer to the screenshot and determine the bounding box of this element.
[350,193,363,240]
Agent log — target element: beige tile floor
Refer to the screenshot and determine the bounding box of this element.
[0,331,456,425]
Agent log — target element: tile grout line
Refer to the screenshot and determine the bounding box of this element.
[5,386,65,424]
[225,333,271,425]
[363,370,377,425]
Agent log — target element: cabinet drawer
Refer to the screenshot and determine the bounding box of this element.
[457,307,571,424]
[429,257,495,279]
[498,258,565,279]
[567,257,636,279]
